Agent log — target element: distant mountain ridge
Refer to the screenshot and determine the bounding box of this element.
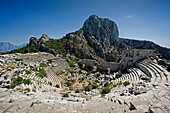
[0,42,27,53]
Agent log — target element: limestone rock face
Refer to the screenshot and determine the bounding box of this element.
[82,15,126,61]
[82,15,119,50]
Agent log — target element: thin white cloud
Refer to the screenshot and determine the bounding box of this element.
[126,15,134,19]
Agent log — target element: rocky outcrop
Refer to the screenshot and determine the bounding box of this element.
[40,34,50,42]
[30,37,56,56]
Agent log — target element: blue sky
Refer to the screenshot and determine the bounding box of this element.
[0,0,170,48]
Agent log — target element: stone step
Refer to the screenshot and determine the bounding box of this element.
[138,63,158,85]
[151,62,169,83]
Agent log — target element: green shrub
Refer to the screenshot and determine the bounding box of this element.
[86,71,91,76]
[79,77,85,83]
[79,69,82,74]
[37,68,47,78]
[56,71,64,76]
[32,88,36,92]
[49,82,52,86]
[40,63,47,67]
[104,82,110,87]
[15,58,23,61]
[65,80,71,87]
[101,94,105,97]
[95,72,101,77]
[85,85,91,92]
[11,77,24,88]
[68,61,76,67]
[123,81,130,86]
[25,70,31,74]
[62,93,69,97]
[65,68,75,74]
[112,84,117,87]
[100,87,110,94]
[33,67,38,71]
[94,80,99,83]
[24,88,30,92]
[56,84,60,88]
[47,59,53,64]
[92,83,99,89]
[88,81,91,85]
[16,77,23,83]
[23,79,32,85]
[75,89,80,93]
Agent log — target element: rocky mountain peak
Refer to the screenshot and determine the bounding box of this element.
[40,34,50,42]
[81,15,122,61]
[82,15,119,46]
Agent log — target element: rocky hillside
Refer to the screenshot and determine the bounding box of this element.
[10,15,129,62]
[0,42,27,53]
[120,38,170,60]
[4,15,170,61]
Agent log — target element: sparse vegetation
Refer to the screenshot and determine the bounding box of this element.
[56,84,60,88]
[112,84,117,87]
[65,80,71,87]
[85,85,91,92]
[47,59,53,64]
[95,72,101,77]
[100,87,110,94]
[94,80,99,83]
[25,70,31,74]
[62,93,69,97]
[11,77,32,89]
[75,89,80,93]
[30,100,40,107]
[86,71,91,76]
[4,44,39,54]
[15,58,23,61]
[56,71,64,76]
[92,83,99,89]
[104,82,110,87]
[68,60,76,67]
[37,68,47,78]
[65,68,75,74]
[24,88,30,92]
[123,81,130,86]
[40,63,47,67]
[23,79,32,85]
[79,77,85,83]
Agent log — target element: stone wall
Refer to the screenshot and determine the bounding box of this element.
[78,59,121,73]
[97,62,121,73]
[121,49,159,69]
[78,59,99,69]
